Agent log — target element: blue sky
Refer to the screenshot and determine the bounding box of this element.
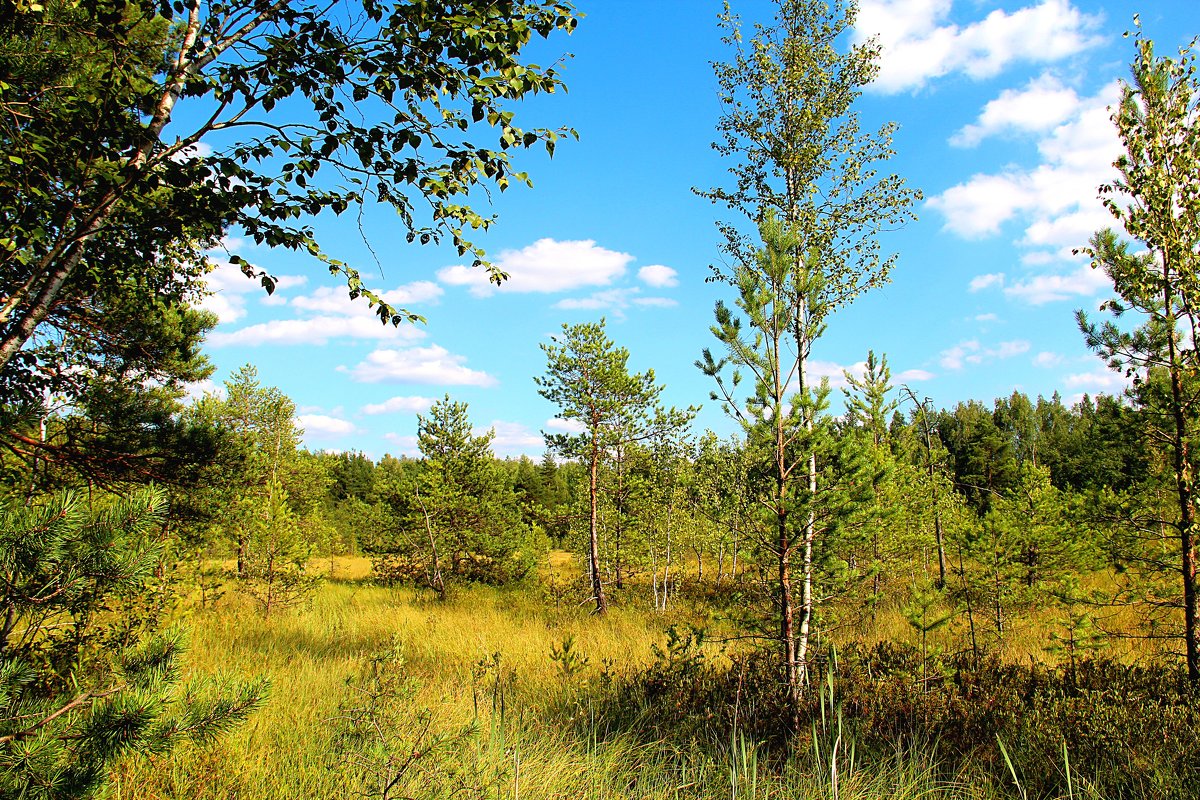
[186,0,1198,458]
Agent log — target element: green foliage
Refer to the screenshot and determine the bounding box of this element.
[0,0,578,392]
[238,480,320,618]
[537,319,677,613]
[597,635,1200,799]
[331,641,476,800]
[700,0,920,293]
[1076,23,1200,679]
[372,395,539,593]
[0,486,265,797]
[548,634,590,680]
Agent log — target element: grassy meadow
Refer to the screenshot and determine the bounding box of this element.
[106,554,1194,800]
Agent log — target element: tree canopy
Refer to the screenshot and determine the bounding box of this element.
[0,0,577,399]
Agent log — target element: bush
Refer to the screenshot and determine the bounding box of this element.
[591,636,1200,798]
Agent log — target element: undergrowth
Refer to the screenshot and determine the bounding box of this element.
[111,561,1191,799]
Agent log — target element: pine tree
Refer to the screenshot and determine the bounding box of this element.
[696,0,918,727]
[1076,23,1200,680]
[380,395,535,596]
[536,320,673,614]
[0,487,264,797]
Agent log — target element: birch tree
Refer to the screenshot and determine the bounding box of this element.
[1077,24,1200,680]
[697,0,918,726]
[0,0,576,396]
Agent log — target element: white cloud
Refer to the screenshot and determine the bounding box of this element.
[545,417,586,434]
[994,340,1031,359]
[342,345,497,387]
[974,313,999,322]
[806,359,867,390]
[383,432,420,456]
[181,378,225,403]
[198,261,308,324]
[1002,264,1111,305]
[950,74,1082,147]
[930,80,1126,306]
[895,368,935,382]
[1064,368,1127,392]
[929,81,1122,242]
[169,141,214,162]
[438,239,632,296]
[633,297,678,308]
[1034,351,1065,368]
[297,413,359,439]
[291,282,442,314]
[479,421,544,456]
[207,280,439,347]
[638,264,679,288]
[928,174,1033,238]
[940,338,1029,370]
[553,287,677,316]
[207,314,426,347]
[855,0,1104,94]
[1021,251,1057,266]
[940,339,980,370]
[969,273,1005,292]
[362,395,437,415]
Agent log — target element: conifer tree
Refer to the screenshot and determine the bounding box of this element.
[381,395,534,595]
[536,320,678,614]
[0,487,264,797]
[1077,24,1200,680]
[697,0,918,725]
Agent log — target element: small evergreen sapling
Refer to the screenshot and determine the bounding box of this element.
[0,487,265,798]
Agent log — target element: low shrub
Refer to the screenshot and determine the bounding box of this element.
[592,636,1200,799]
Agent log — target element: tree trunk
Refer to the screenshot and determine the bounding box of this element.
[1165,299,1199,681]
[588,445,607,614]
[778,505,801,736]
[415,485,445,601]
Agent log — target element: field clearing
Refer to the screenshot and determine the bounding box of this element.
[112,556,998,800]
[110,554,1186,799]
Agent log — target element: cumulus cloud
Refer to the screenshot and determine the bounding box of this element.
[181,378,225,403]
[1063,368,1128,393]
[940,338,1030,370]
[1001,264,1111,305]
[940,339,979,370]
[638,264,679,288]
[965,264,1111,306]
[198,260,307,324]
[383,432,420,456]
[855,0,1104,94]
[207,280,439,347]
[438,239,632,296]
[291,282,442,315]
[928,80,1122,246]
[969,273,1005,292]
[362,395,437,415]
[951,74,1083,147]
[1034,351,1065,368]
[801,359,867,390]
[553,287,677,316]
[545,417,586,434]
[895,368,936,382]
[341,345,497,387]
[207,315,426,347]
[479,421,544,456]
[297,413,359,439]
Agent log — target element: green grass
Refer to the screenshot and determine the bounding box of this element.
[113,556,1167,799]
